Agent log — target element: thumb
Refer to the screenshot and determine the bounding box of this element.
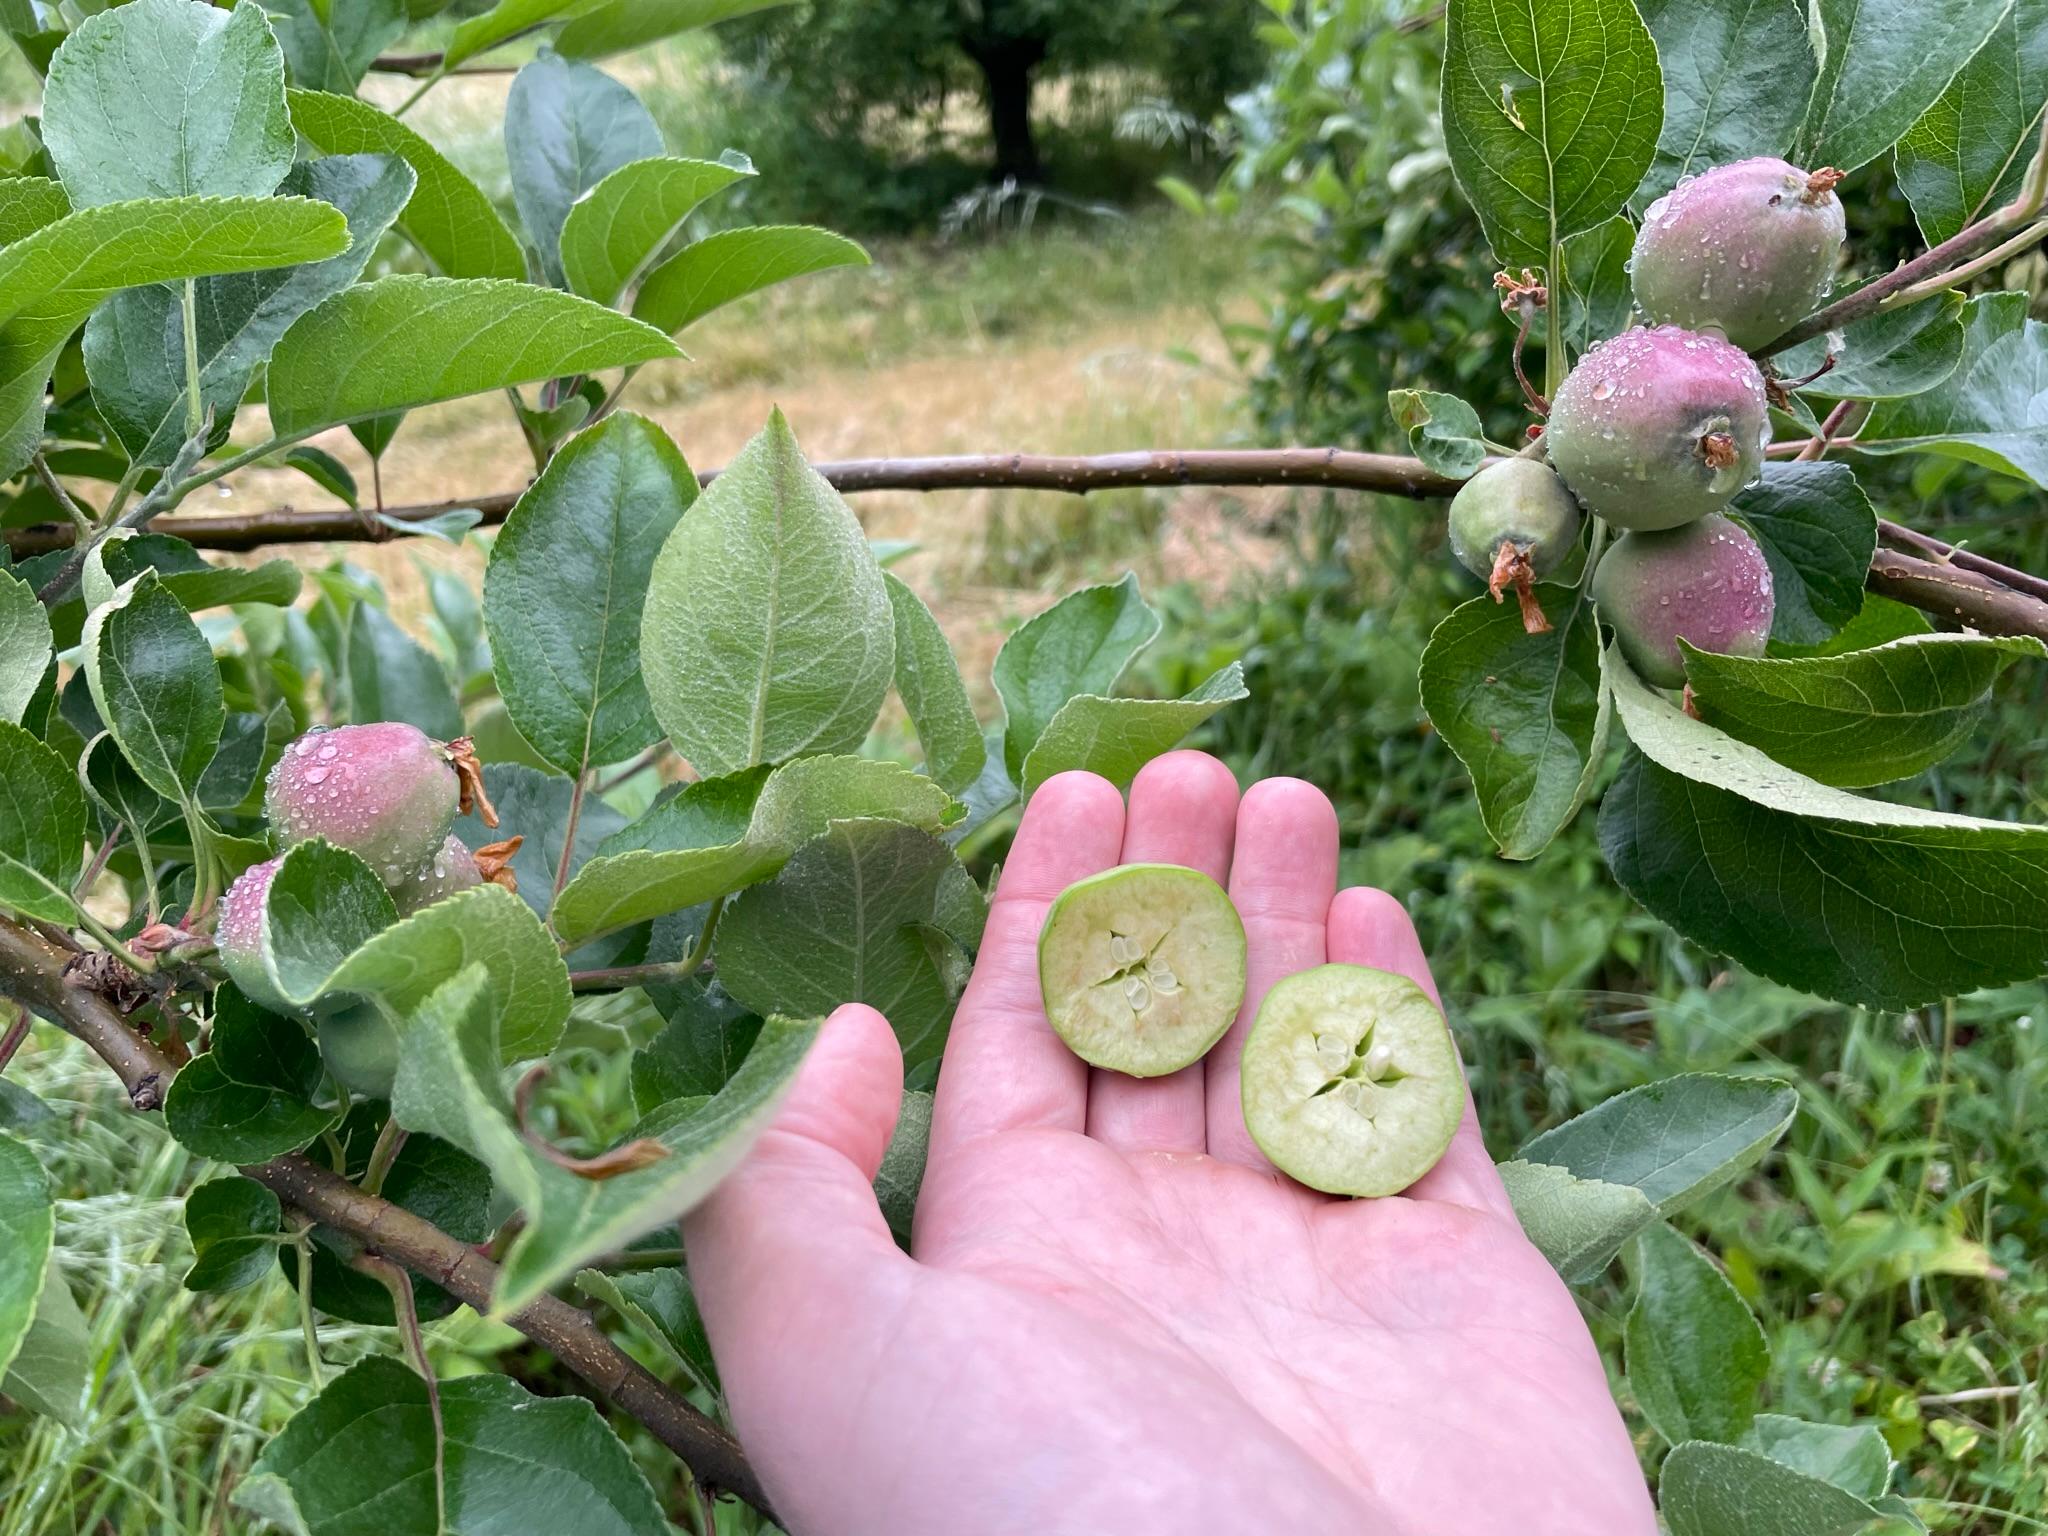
[684,1002,911,1366]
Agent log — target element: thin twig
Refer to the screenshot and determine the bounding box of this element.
[1865,548,2048,641]
[594,743,670,797]
[1881,219,2048,309]
[1878,520,2048,605]
[0,1005,30,1075]
[1760,115,2048,356]
[31,453,94,534]
[569,960,704,992]
[1795,400,1859,463]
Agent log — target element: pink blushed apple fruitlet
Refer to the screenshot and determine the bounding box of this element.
[390,833,484,915]
[216,857,289,1013]
[1038,863,1246,1077]
[1545,326,1768,531]
[1447,457,1584,633]
[1241,963,1464,1197]
[1632,158,1846,351]
[1591,512,1776,688]
[264,723,459,884]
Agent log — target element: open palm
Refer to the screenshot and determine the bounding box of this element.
[687,755,1656,1534]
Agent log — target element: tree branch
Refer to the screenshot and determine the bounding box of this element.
[1864,548,2048,641]
[0,913,771,1517]
[2,448,1465,554]
[12,445,2048,639]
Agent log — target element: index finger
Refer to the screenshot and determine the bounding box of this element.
[927,771,1125,1161]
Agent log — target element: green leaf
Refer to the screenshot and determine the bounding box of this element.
[80,571,224,803]
[1419,587,1608,860]
[239,1355,671,1535]
[1439,0,1662,267]
[1684,632,2045,786]
[0,570,52,726]
[1779,594,1933,658]
[560,155,754,306]
[1633,0,1815,205]
[0,176,69,246]
[0,1080,56,1133]
[575,1267,718,1398]
[1797,0,2013,174]
[875,1088,932,1244]
[442,0,589,70]
[390,964,816,1312]
[1729,462,1878,645]
[557,0,796,59]
[182,1175,283,1293]
[0,740,80,931]
[1857,292,2048,486]
[717,820,981,1072]
[451,764,624,930]
[993,572,1159,780]
[1659,1440,1885,1536]
[197,706,285,815]
[556,755,958,946]
[632,224,870,336]
[42,536,303,654]
[42,0,292,207]
[1518,1073,1802,1216]
[1386,389,1488,479]
[633,978,761,1108]
[0,1133,54,1381]
[1558,215,1635,355]
[0,194,348,477]
[165,985,342,1163]
[1894,0,2048,244]
[85,153,415,465]
[1774,288,1965,403]
[284,444,359,507]
[641,410,894,777]
[345,603,461,738]
[1497,1158,1657,1283]
[314,883,573,1065]
[1745,1416,1895,1501]
[1599,655,2048,1010]
[267,274,681,436]
[884,572,986,795]
[485,413,695,775]
[506,50,664,288]
[81,731,176,849]
[288,89,526,280]
[1020,662,1248,794]
[1,1258,89,1424]
[270,0,406,92]
[259,841,400,1007]
[1625,1222,1770,1446]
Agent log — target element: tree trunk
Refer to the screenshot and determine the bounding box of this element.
[967,38,1045,184]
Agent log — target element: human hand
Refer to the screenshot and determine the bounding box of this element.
[686,754,1657,1534]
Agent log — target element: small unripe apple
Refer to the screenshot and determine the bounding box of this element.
[1632,158,1846,351]
[265,723,459,886]
[1447,458,1583,631]
[1546,326,1768,532]
[1591,513,1775,687]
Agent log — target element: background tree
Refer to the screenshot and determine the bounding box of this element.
[723,0,1266,187]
